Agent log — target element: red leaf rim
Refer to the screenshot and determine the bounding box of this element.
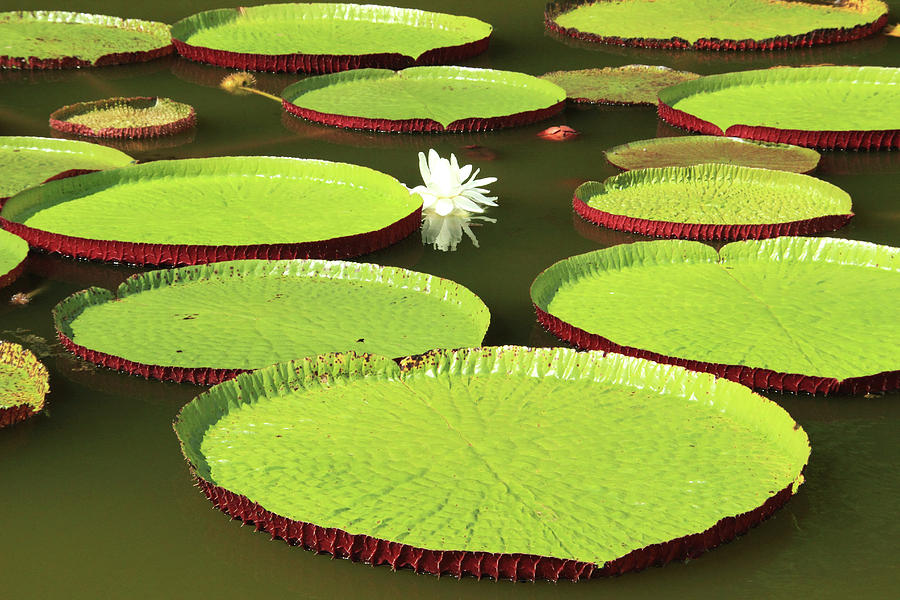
[544,1,888,51]
[572,194,853,241]
[0,404,39,428]
[534,305,900,395]
[657,100,900,150]
[172,35,490,74]
[0,257,26,289]
[49,97,197,140]
[282,99,566,133]
[0,206,421,267]
[190,466,795,580]
[0,44,173,70]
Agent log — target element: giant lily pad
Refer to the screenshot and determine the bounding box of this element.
[0,341,49,427]
[658,66,900,150]
[49,97,197,139]
[0,11,173,69]
[540,65,700,105]
[545,0,888,50]
[53,259,489,385]
[573,164,851,240]
[531,237,900,395]
[605,136,821,173]
[281,67,566,132]
[171,3,492,73]
[0,156,421,265]
[0,136,134,200]
[0,229,28,289]
[174,346,809,580]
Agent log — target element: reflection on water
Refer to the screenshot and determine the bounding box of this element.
[50,127,197,157]
[421,209,497,251]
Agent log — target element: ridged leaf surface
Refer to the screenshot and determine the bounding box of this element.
[0,136,133,198]
[175,347,809,567]
[283,67,566,127]
[540,65,699,104]
[0,341,49,411]
[531,238,899,380]
[1,156,420,244]
[54,260,489,370]
[577,164,849,224]
[171,3,491,59]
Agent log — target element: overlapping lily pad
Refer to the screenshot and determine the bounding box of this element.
[0,341,50,427]
[281,67,566,132]
[53,260,489,384]
[174,346,809,580]
[540,65,700,105]
[605,136,821,172]
[545,0,889,50]
[0,156,421,265]
[573,164,851,240]
[0,229,28,289]
[49,97,197,139]
[658,66,900,149]
[532,237,900,395]
[171,3,492,73]
[0,136,134,200]
[0,10,173,69]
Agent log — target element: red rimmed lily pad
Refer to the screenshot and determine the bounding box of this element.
[0,229,28,289]
[540,65,700,105]
[657,66,900,150]
[281,67,566,133]
[0,10,173,69]
[573,163,851,240]
[0,156,421,266]
[53,260,490,385]
[544,0,889,51]
[174,346,809,580]
[171,3,492,73]
[531,237,900,395]
[49,97,196,139]
[0,341,50,427]
[605,136,821,173]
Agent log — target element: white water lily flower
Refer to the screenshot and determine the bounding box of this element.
[410,149,498,216]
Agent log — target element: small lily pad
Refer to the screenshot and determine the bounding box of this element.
[49,97,196,139]
[531,237,900,394]
[281,67,566,132]
[0,10,173,69]
[545,0,888,50]
[0,229,28,289]
[540,65,700,105]
[0,156,421,265]
[172,3,492,73]
[53,260,490,384]
[0,136,134,200]
[573,163,851,240]
[175,346,809,580]
[658,66,900,149]
[0,341,50,427]
[605,136,821,172]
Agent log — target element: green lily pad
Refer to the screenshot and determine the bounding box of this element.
[658,66,900,149]
[0,229,28,288]
[49,97,196,139]
[0,136,134,199]
[281,67,566,132]
[545,0,888,48]
[540,65,700,105]
[605,136,821,172]
[0,11,172,68]
[174,346,809,579]
[573,164,851,240]
[0,341,50,427]
[53,259,489,384]
[531,237,900,394]
[171,3,491,72]
[0,156,421,265]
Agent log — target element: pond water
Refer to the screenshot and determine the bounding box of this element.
[1,1,898,598]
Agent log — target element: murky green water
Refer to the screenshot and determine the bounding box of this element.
[1,1,898,598]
